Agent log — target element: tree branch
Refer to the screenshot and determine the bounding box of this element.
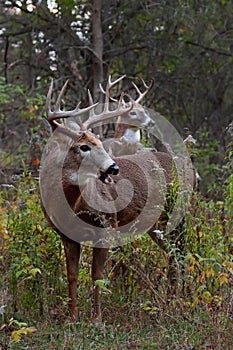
[184,39,232,57]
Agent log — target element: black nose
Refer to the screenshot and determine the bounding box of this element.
[148,119,155,127]
[107,163,119,175]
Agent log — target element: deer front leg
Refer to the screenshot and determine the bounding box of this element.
[61,235,81,321]
[91,247,109,322]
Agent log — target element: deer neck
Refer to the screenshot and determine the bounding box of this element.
[123,128,141,142]
[114,122,141,142]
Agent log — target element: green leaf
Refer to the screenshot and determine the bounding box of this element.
[15,269,27,279]
[95,279,112,294]
[29,268,42,277]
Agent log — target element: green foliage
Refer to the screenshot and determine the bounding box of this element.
[0,101,232,350]
[0,76,45,116]
[0,77,46,174]
[189,130,223,196]
[0,1,232,347]
[0,77,25,105]
[9,318,37,343]
[0,166,232,348]
[0,173,66,320]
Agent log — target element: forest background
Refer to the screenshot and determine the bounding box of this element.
[0,1,232,349]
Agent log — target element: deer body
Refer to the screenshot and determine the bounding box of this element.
[40,77,195,322]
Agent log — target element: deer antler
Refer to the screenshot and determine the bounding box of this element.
[131,79,154,103]
[99,75,126,103]
[46,78,132,133]
[100,76,154,105]
[82,75,132,130]
[46,79,98,129]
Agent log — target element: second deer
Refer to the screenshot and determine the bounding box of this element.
[100,76,155,156]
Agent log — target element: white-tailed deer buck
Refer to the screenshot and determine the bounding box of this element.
[101,77,155,156]
[40,76,196,322]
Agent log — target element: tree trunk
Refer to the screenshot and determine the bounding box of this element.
[92,0,103,101]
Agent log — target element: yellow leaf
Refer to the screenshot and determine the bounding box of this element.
[218,273,228,286]
[29,105,35,113]
[134,247,142,252]
[36,224,43,232]
[223,261,233,275]
[197,271,205,284]
[12,330,21,342]
[191,296,199,308]
[11,327,37,342]
[12,329,26,342]
[202,291,212,303]
[187,265,194,273]
[205,268,215,278]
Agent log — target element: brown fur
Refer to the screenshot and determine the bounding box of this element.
[41,78,195,322]
[41,130,195,321]
[114,120,130,139]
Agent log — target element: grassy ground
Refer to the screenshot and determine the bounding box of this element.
[0,294,232,349]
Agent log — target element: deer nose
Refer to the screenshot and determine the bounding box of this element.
[148,119,155,127]
[106,163,119,175]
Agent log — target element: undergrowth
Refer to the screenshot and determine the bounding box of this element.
[0,152,232,349]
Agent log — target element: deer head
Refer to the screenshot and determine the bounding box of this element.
[123,78,155,128]
[100,77,155,156]
[44,78,132,184]
[100,76,155,133]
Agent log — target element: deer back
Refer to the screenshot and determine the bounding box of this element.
[109,150,195,236]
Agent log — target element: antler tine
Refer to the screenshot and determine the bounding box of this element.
[88,89,94,105]
[99,83,105,95]
[99,82,118,103]
[99,75,126,96]
[99,75,126,105]
[45,79,98,126]
[45,79,54,118]
[54,79,69,111]
[132,79,154,103]
[108,74,126,89]
[118,92,125,109]
[103,75,126,112]
[46,79,69,122]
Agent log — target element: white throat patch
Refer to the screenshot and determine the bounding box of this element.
[123,129,141,142]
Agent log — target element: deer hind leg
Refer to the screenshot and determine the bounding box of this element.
[61,235,81,321]
[91,247,109,322]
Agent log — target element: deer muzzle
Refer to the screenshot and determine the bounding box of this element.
[106,163,119,175]
[99,163,119,184]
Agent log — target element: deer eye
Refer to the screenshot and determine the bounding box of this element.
[80,145,91,152]
[129,111,137,117]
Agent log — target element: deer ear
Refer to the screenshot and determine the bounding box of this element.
[65,120,81,132]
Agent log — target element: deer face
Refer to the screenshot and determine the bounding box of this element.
[70,131,119,185]
[127,103,154,128]
[119,101,154,131]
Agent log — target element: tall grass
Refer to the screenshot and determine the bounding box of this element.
[0,159,232,349]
